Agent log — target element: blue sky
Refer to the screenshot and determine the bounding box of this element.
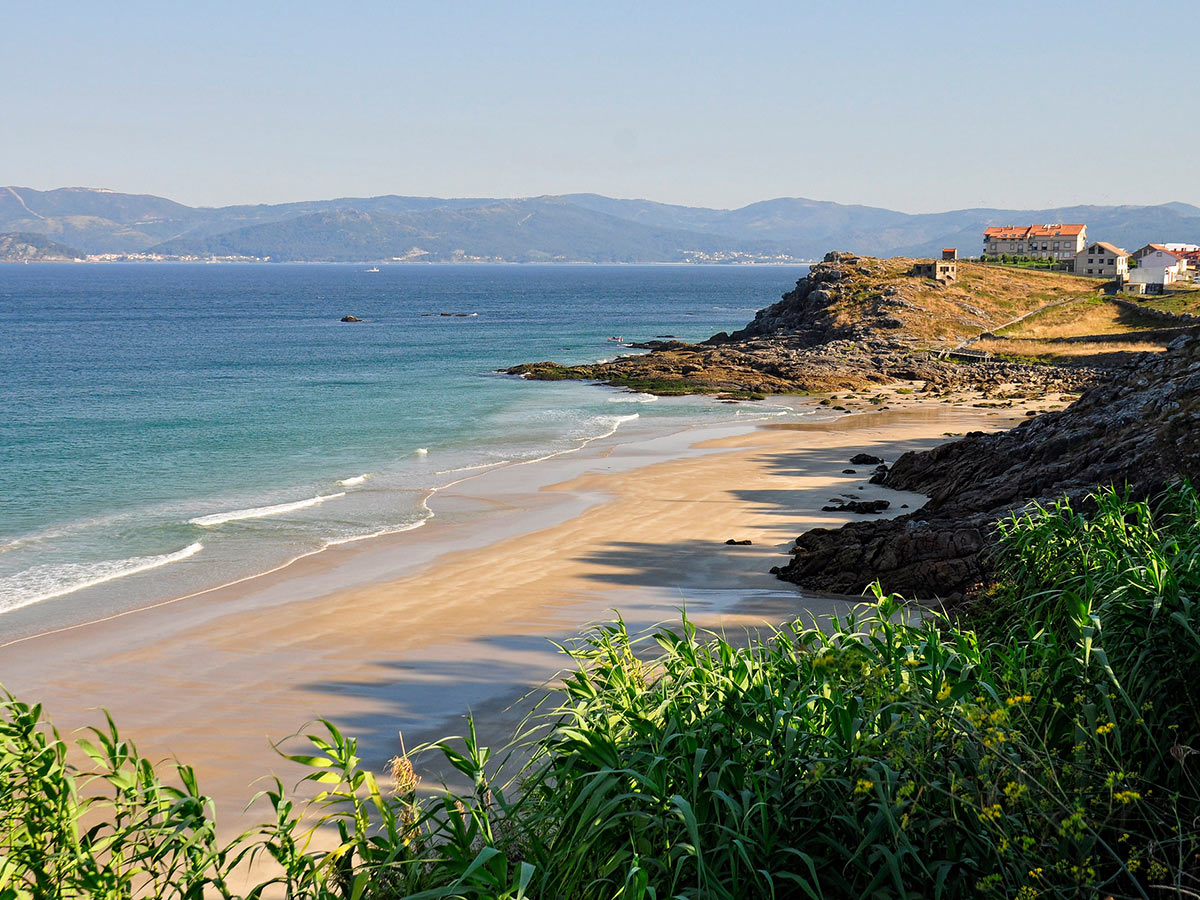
[2,0,1192,212]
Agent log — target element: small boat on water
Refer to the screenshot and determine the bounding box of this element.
[365,266,380,273]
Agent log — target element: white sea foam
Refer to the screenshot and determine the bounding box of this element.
[323,517,432,547]
[0,542,204,615]
[607,393,658,403]
[415,448,429,456]
[735,404,793,418]
[188,493,346,527]
[338,474,371,487]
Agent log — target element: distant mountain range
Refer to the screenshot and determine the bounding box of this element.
[2,185,1198,263]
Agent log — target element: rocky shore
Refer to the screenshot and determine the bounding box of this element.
[511,251,1199,605]
[775,335,1200,603]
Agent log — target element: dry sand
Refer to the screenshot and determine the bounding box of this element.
[0,395,1034,836]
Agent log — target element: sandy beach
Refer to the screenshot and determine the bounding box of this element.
[0,391,1040,835]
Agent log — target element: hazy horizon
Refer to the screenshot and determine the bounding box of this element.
[8,184,1197,218]
[4,0,1192,212]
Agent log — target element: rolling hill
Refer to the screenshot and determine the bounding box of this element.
[0,232,85,261]
[2,185,1197,262]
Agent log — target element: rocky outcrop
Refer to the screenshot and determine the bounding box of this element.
[712,252,869,346]
[509,338,1100,398]
[821,499,890,514]
[773,335,1200,603]
[508,252,1105,398]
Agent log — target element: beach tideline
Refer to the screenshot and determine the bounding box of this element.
[0,396,1027,834]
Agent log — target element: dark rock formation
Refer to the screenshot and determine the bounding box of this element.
[820,499,891,514]
[773,335,1200,603]
[724,539,753,545]
[850,453,884,465]
[341,315,362,322]
[716,252,866,346]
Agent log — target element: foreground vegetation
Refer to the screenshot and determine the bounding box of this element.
[4,484,1200,898]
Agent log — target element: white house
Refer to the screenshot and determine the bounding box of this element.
[1127,248,1186,293]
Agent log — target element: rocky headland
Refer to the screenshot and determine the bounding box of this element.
[509,253,1104,399]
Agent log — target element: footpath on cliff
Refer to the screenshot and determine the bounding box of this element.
[511,252,1200,605]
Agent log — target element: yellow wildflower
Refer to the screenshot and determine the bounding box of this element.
[978,803,1003,823]
[854,779,874,796]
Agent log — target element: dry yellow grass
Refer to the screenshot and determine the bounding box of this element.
[829,259,1103,347]
[973,336,1169,363]
[996,297,1164,339]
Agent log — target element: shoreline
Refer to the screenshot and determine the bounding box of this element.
[0,393,1035,835]
[0,404,773,648]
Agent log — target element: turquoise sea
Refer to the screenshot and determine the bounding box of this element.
[0,263,809,638]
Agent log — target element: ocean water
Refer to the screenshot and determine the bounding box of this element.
[0,263,809,638]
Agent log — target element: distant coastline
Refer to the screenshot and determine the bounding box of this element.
[3,185,1197,263]
[0,257,819,266]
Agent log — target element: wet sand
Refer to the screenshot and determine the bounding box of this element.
[0,395,1031,836]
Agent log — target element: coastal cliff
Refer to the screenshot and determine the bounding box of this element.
[775,334,1200,602]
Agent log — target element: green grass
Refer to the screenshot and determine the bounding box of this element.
[1140,290,1200,317]
[4,484,1200,898]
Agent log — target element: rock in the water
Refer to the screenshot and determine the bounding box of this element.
[868,464,890,484]
[724,538,753,545]
[842,469,857,474]
[341,315,362,322]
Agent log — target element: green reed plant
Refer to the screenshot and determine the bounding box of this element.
[0,693,247,899]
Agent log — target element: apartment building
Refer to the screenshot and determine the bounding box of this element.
[983,224,1087,260]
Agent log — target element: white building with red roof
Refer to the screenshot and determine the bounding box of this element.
[1128,247,1187,293]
